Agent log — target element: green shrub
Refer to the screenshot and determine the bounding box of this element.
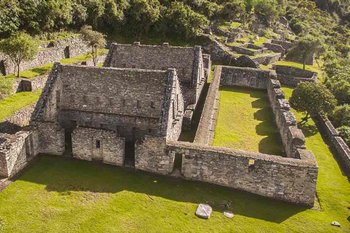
[330,104,350,128]
[337,125,350,147]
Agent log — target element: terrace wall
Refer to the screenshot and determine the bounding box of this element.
[0,37,89,75]
[274,65,318,87]
[167,141,317,206]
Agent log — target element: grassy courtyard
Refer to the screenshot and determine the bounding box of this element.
[213,86,284,155]
[0,89,349,232]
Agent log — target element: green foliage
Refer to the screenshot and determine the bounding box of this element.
[337,125,350,146]
[325,58,350,104]
[295,34,322,70]
[80,25,106,66]
[254,0,279,26]
[0,0,20,37]
[330,104,350,128]
[0,32,39,77]
[219,0,246,22]
[163,2,209,39]
[126,0,161,37]
[290,82,337,121]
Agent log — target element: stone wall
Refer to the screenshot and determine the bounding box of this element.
[200,35,236,65]
[166,141,317,206]
[267,79,306,158]
[220,66,273,89]
[104,43,205,108]
[33,122,65,156]
[135,136,174,175]
[0,130,39,178]
[315,115,350,173]
[0,37,89,75]
[263,43,285,55]
[274,65,317,87]
[251,53,281,65]
[72,127,125,166]
[1,104,35,127]
[194,66,221,145]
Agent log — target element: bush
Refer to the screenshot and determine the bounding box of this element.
[330,104,350,128]
[254,0,279,26]
[337,125,350,147]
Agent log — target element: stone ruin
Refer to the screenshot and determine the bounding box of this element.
[0,42,318,207]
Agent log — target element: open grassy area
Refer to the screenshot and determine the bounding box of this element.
[275,60,321,73]
[0,90,42,122]
[213,86,284,156]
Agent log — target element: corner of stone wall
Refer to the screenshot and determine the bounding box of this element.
[135,136,174,175]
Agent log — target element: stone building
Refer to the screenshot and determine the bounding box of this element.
[104,42,210,129]
[31,63,184,169]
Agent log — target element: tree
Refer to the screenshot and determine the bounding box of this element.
[297,35,322,70]
[0,32,38,78]
[126,0,161,37]
[80,25,106,66]
[329,104,350,127]
[337,125,350,147]
[290,82,337,122]
[254,0,279,26]
[219,0,246,21]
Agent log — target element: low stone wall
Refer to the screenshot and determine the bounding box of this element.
[72,127,125,166]
[231,46,261,56]
[135,136,174,175]
[263,43,285,55]
[194,66,221,145]
[167,141,317,206]
[200,35,236,65]
[220,66,273,89]
[274,65,317,87]
[271,39,294,50]
[0,130,39,178]
[315,115,350,173]
[252,53,281,65]
[1,104,35,127]
[267,79,306,158]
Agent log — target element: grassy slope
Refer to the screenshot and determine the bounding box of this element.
[213,86,284,156]
[0,90,42,122]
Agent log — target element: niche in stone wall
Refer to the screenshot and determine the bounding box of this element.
[0,60,6,75]
[64,46,70,58]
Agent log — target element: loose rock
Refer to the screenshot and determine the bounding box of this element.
[331,221,341,227]
[195,204,212,219]
[224,211,234,218]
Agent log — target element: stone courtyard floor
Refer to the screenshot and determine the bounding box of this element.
[213,86,284,156]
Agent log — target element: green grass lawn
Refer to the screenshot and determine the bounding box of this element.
[275,60,320,73]
[0,90,42,122]
[213,86,284,156]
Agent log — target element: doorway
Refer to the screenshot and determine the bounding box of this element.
[124,140,135,167]
[64,130,73,156]
[64,46,70,58]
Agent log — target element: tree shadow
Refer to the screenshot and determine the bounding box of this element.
[0,121,23,134]
[16,156,309,224]
[297,122,318,138]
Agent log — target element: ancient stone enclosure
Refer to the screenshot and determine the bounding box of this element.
[0,42,318,207]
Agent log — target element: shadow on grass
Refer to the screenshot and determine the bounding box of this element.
[17,156,308,223]
[297,122,318,138]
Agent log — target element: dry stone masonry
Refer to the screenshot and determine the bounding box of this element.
[0,42,319,207]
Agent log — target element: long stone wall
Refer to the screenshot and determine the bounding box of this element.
[0,130,39,178]
[167,141,317,206]
[220,66,274,89]
[315,115,350,174]
[267,78,306,158]
[194,66,221,145]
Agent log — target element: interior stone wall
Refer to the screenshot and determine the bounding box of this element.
[72,127,125,166]
[33,122,65,156]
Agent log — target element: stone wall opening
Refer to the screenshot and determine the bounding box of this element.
[64,46,70,59]
[124,140,135,168]
[0,60,6,75]
[64,130,73,156]
[173,152,183,172]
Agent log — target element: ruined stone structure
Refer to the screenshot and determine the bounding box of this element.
[104,42,210,129]
[274,65,318,87]
[0,42,318,207]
